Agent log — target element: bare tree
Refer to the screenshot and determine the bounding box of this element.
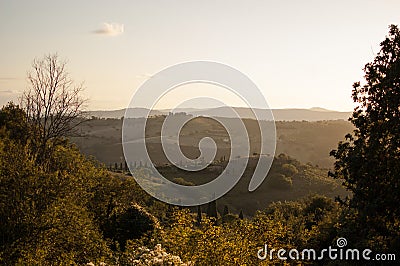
[21,54,86,159]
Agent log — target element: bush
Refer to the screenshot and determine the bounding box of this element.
[280,163,299,177]
[103,203,160,251]
[266,174,293,190]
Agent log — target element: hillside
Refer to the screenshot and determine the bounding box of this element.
[69,115,352,215]
[70,116,354,169]
[155,154,349,215]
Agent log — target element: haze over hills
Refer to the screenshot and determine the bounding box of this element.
[85,107,352,121]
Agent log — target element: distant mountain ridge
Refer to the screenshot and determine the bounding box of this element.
[84,107,351,121]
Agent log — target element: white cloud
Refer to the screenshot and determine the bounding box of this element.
[135,73,153,80]
[93,22,124,36]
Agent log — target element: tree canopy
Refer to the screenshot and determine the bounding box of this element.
[330,24,400,251]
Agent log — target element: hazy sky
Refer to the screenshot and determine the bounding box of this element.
[1,0,399,111]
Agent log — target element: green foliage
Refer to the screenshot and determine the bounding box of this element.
[265,195,341,249]
[103,203,159,251]
[161,209,295,265]
[330,24,400,251]
[15,199,111,265]
[0,135,113,264]
[0,105,166,264]
[0,102,31,144]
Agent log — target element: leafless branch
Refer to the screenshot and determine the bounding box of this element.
[21,54,87,159]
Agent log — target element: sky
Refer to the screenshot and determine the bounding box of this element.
[0,0,399,111]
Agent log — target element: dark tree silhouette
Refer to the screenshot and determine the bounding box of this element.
[206,200,218,220]
[103,203,158,251]
[239,210,244,219]
[330,24,400,250]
